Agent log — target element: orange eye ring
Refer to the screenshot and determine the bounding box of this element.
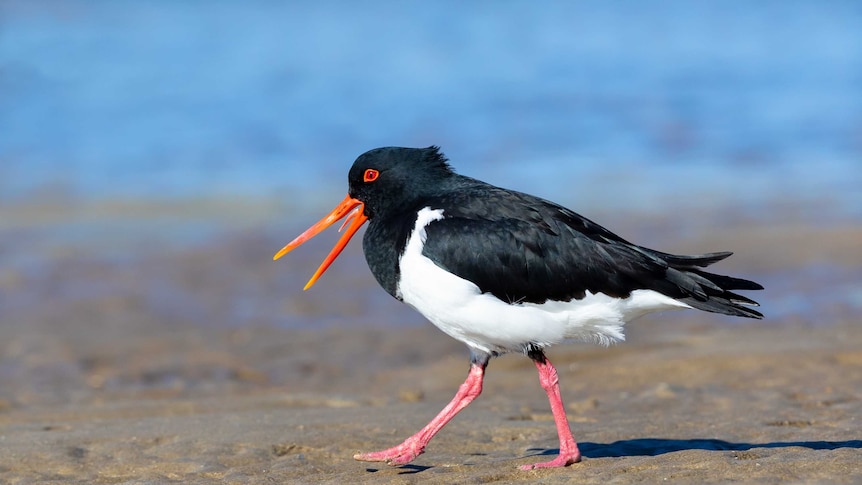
[363,169,379,183]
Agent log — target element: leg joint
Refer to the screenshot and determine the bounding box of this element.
[526,343,547,363]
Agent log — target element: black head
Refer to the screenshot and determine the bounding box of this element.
[347,146,455,220]
[273,145,455,290]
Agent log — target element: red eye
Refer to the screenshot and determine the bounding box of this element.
[363,169,379,183]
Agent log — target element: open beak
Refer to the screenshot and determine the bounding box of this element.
[273,194,367,290]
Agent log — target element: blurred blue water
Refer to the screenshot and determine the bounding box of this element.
[1,0,861,216]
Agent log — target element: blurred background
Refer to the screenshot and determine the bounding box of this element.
[3,1,861,210]
[1,1,861,402]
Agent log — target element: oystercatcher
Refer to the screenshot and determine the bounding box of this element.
[274,146,763,470]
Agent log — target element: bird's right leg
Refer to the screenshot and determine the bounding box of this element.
[354,354,489,466]
[520,348,581,470]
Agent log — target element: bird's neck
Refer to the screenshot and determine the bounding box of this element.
[362,210,422,300]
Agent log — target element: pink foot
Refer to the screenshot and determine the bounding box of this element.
[354,438,424,466]
[519,449,581,470]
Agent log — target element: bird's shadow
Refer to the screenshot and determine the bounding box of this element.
[373,438,862,474]
[528,438,862,459]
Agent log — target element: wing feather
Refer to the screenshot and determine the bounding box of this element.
[419,184,762,318]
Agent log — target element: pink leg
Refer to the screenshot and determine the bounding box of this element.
[520,354,581,470]
[354,361,486,466]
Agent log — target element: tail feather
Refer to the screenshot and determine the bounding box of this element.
[680,294,764,319]
[641,249,733,268]
[690,268,764,291]
[723,290,760,307]
[647,248,763,320]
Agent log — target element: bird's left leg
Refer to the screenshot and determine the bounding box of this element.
[354,352,490,466]
[520,347,581,470]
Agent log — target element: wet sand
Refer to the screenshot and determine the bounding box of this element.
[1,201,861,483]
[2,321,861,484]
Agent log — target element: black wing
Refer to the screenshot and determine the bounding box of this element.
[421,186,763,318]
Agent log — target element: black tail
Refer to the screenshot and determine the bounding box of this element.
[641,249,764,319]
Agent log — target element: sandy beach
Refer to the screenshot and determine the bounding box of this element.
[1,203,860,484]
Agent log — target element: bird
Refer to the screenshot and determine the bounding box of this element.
[273,146,763,470]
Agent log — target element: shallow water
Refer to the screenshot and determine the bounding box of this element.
[2,1,861,217]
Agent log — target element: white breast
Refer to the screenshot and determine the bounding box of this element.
[396,207,692,355]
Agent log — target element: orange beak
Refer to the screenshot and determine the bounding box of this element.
[273,194,367,290]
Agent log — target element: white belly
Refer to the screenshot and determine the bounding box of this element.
[396,208,692,354]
